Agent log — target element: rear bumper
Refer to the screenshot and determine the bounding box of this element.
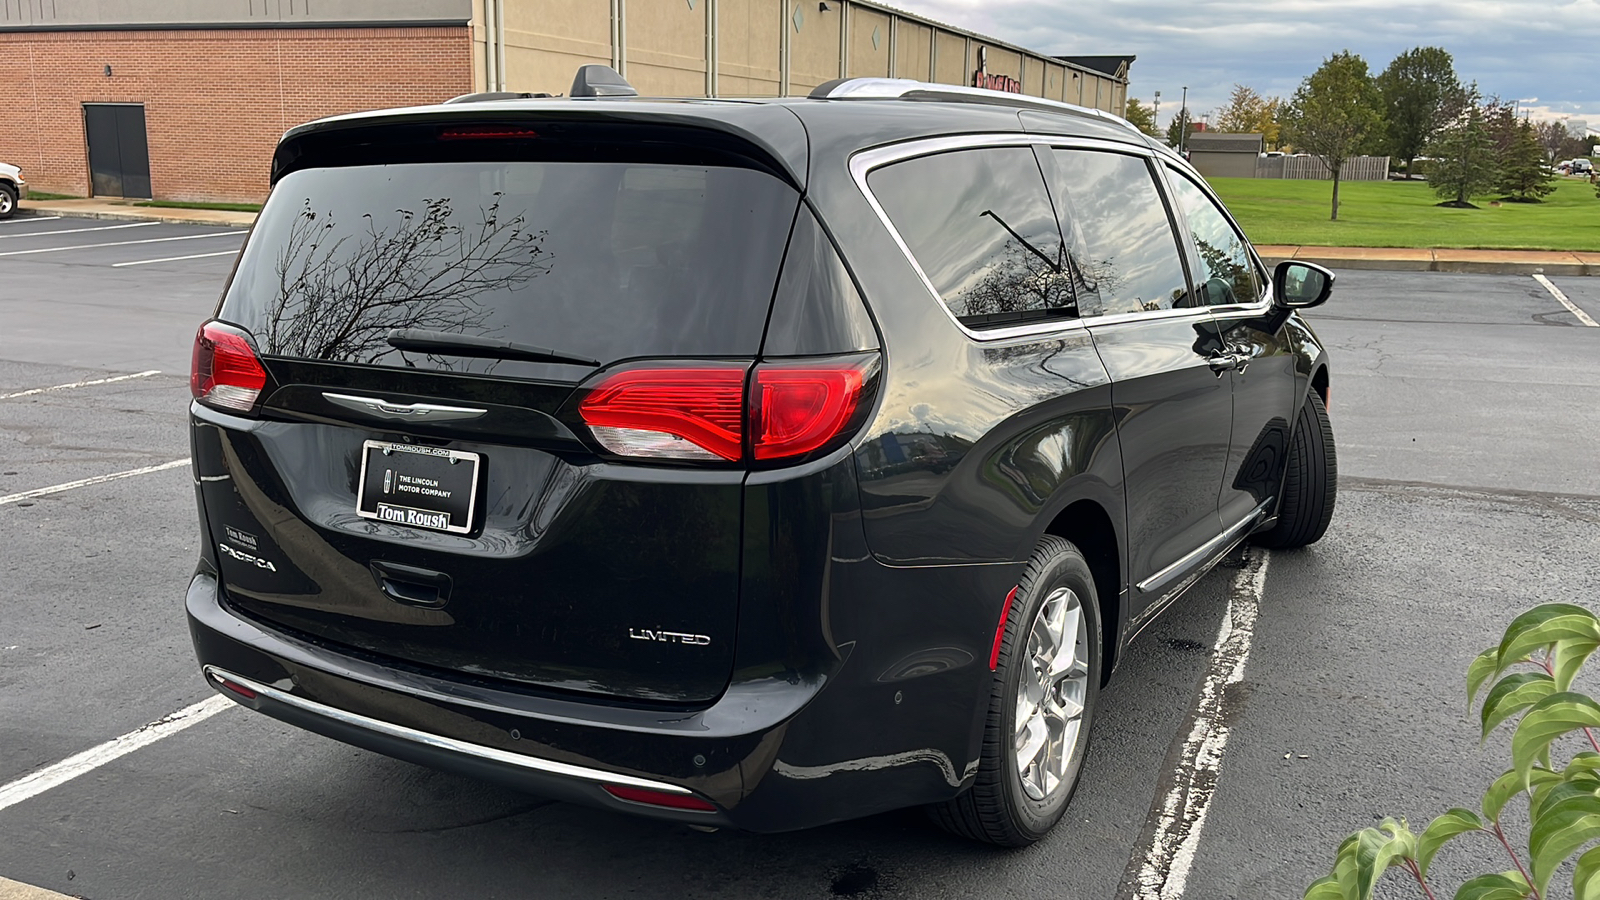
[202,664,723,822]
[187,565,1010,831]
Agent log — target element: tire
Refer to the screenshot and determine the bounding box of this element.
[1254,390,1336,549]
[0,184,15,219]
[928,535,1102,847]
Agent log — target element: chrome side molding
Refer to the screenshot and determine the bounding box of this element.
[1136,500,1273,594]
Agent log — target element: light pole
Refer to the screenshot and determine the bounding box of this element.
[1153,89,1161,133]
[1179,85,1189,153]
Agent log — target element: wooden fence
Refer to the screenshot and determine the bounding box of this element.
[1254,155,1390,181]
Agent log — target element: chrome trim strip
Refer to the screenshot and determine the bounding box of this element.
[323,392,488,422]
[852,134,1183,343]
[848,134,1279,341]
[1135,499,1273,594]
[850,133,1286,342]
[203,666,693,795]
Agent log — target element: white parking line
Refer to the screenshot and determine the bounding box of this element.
[0,231,243,258]
[0,458,190,506]
[0,215,60,225]
[0,369,162,401]
[1126,549,1269,900]
[0,221,158,240]
[112,249,240,268]
[0,695,234,813]
[0,876,77,899]
[1534,274,1599,327]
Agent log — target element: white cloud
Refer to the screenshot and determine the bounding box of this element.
[888,0,1599,126]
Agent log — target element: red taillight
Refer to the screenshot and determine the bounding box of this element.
[602,785,717,812]
[578,365,748,461]
[576,355,876,464]
[191,322,267,413]
[752,360,869,461]
[438,125,540,140]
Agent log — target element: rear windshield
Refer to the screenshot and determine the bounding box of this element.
[218,161,799,374]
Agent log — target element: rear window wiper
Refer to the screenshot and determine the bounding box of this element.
[386,329,601,367]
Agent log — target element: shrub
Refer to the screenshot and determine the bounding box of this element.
[1306,603,1600,900]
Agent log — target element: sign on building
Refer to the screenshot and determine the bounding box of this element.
[971,48,1021,94]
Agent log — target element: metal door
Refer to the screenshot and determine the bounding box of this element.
[84,104,152,199]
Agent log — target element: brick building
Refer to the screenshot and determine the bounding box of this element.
[0,1,1131,203]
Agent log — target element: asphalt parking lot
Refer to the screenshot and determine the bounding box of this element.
[2,216,1599,899]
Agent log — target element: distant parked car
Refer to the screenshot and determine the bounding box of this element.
[0,162,24,219]
[1571,159,1594,175]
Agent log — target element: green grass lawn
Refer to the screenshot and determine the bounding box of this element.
[133,200,262,213]
[1209,177,1600,251]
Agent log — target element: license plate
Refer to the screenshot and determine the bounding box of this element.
[355,441,480,534]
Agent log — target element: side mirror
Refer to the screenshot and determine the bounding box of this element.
[1272,260,1334,310]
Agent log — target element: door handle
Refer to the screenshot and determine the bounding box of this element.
[1206,352,1243,375]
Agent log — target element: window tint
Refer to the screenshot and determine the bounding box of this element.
[1167,171,1262,307]
[218,162,798,373]
[1046,149,1192,316]
[869,148,1073,329]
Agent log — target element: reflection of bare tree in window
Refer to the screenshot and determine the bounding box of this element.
[1194,236,1256,305]
[956,241,1075,323]
[263,195,553,365]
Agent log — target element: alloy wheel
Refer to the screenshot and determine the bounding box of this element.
[1013,585,1090,802]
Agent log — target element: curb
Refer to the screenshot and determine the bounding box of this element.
[1258,252,1594,277]
[17,205,254,230]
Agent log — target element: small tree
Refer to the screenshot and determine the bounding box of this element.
[1427,86,1497,208]
[1495,120,1557,202]
[1123,98,1159,137]
[1376,47,1460,179]
[1281,51,1383,221]
[1535,120,1569,162]
[1166,108,1196,150]
[1214,84,1283,147]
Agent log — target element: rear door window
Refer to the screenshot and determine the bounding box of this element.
[1166,170,1263,307]
[219,161,799,374]
[868,147,1074,330]
[1045,149,1193,317]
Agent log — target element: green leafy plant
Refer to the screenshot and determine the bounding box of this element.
[1306,603,1600,900]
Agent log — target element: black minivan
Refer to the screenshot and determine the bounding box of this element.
[187,70,1336,846]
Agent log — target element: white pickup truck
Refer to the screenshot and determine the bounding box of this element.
[0,162,25,219]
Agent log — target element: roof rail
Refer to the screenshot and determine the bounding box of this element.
[444,91,554,104]
[807,77,1144,136]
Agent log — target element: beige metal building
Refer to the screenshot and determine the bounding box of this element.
[1,0,1130,202]
[474,0,1131,112]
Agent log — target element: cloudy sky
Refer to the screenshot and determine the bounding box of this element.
[891,0,1600,134]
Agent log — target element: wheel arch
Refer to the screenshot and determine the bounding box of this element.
[1041,498,1121,683]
